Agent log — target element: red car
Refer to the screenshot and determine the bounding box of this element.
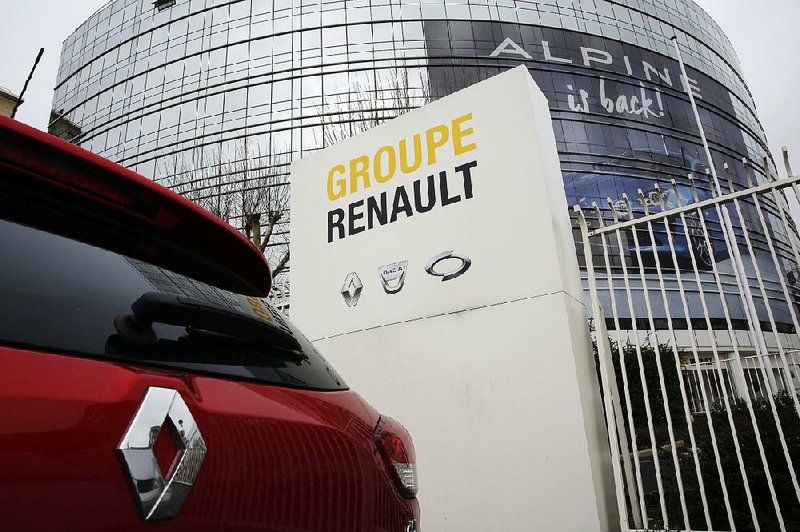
[0,116,419,531]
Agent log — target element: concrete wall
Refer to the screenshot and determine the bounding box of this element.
[290,67,618,531]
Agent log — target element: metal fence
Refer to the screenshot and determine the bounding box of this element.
[268,281,290,314]
[575,152,800,531]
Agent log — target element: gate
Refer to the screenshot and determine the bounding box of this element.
[576,152,800,531]
[268,281,290,314]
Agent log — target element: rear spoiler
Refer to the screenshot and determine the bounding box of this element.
[0,116,272,296]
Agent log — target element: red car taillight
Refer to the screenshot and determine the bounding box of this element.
[373,416,417,498]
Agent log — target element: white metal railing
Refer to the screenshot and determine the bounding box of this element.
[268,281,290,314]
[576,155,800,531]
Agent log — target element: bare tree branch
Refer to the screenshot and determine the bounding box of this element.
[156,138,290,279]
[154,69,433,291]
[320,68,432,147]
[273,248,290,277]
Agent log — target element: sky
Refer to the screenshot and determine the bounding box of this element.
[694,0,800,176]
[0,0,797,175]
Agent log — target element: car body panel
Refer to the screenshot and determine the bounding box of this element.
[0,117,418,531]
[0,341,417,531]
[0,115,271,296]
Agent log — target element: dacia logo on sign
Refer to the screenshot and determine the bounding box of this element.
[378,261,408,294]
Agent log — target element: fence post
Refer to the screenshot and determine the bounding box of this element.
[576,205,639,531]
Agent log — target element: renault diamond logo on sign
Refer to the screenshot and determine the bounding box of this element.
[379,261,408,294]
[341,272,364,307]
[425,250,472,281]
[117,387,207,521]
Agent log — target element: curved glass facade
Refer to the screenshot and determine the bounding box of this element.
[52,0,797,329]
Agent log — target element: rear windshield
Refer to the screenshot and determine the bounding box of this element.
[0,217,346,391]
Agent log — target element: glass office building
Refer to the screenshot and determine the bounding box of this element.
[52,0,796,331]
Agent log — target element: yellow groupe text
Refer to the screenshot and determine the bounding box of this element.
[326,112,477,201]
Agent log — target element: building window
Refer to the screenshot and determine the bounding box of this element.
[154,0,176,11]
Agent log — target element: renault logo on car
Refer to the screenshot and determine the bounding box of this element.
[117,387,207,521]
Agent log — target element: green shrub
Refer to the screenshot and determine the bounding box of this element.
[597,339,800,530]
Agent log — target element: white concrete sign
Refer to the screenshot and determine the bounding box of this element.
[291,66,617,531]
